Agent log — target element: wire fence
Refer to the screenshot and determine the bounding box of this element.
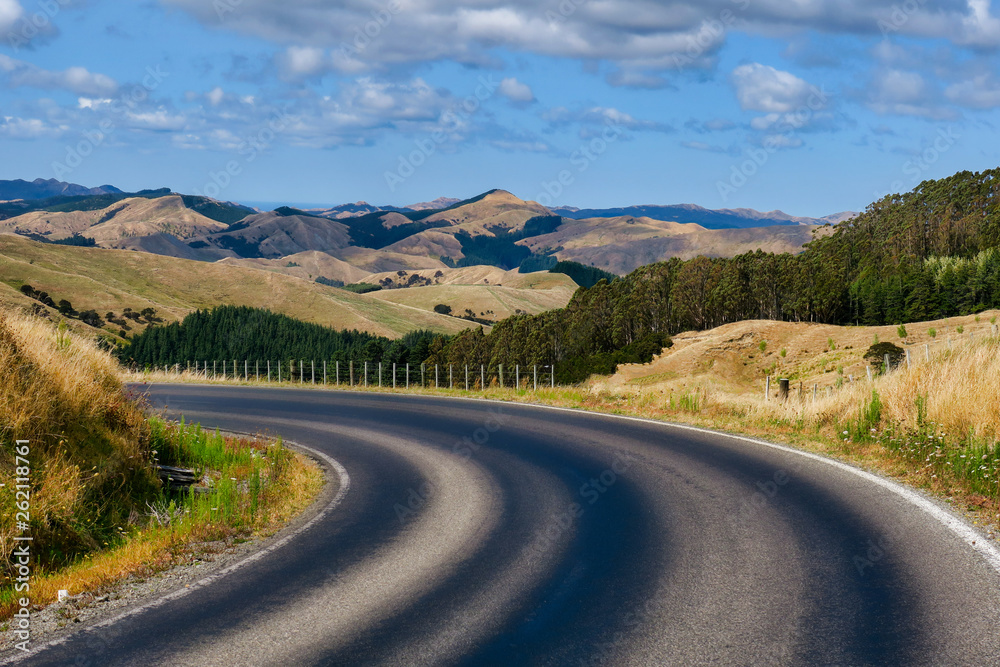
[764,323,999,403]
[133,360,558,392]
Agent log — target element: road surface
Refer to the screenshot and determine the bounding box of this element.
[12,385,1000,665]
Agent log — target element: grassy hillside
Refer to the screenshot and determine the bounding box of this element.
[358,266,577,322]
[0,235,471,338]
[0,309,321,619]
[0,310,157,566]
[602,310,1000,399]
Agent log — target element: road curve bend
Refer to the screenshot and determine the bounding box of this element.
[10,386,1000,666]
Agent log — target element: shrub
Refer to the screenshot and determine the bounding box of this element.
[433,304,452,315]
[897,324,907,339]
[864,341,905,373]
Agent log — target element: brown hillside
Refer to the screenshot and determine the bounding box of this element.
[600,312,1000,398]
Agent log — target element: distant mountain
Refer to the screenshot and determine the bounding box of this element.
[311,201,411,219]
[0,178,122,201]
[0,185,847,276]
[406,197,461,211]
[551,203,856,230]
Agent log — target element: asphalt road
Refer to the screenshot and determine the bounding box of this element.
[13,385,1000,666]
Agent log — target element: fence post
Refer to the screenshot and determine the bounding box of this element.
[925,343,930,361]
[312,360,315,384]
[499,364,504,389]
[406,363,410,389]
[551,364,555,388]
[278,361,281,383]
[765,376,770,401]
[435,364,439,389]
[449,364,453,389]
[323,360,327,385]
[268,360,271,382]
[516,365,520,389]
[905,349,911,368]
[244,359,248,380]
[214,360,217,378]
[533,365,538,391]
[336,361,340,385]
[378,362,382,387]
[883,353,890,374]
[481,364,485,390]
[393,363,397,389]
[866,366,873,382]
[778,378,789,401]
[813,384,817,402]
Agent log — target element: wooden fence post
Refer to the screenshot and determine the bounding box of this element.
[778,378,789,401]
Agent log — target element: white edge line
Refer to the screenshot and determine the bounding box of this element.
[476,396,1000,575]
[1,440,350,665]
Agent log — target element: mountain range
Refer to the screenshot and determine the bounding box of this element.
[0,181,850,276]
[0,178,123,201]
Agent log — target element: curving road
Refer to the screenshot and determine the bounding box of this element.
[11,385,1000,665]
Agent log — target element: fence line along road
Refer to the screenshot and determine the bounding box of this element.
[134,361,558,392]
[762,323,999,403]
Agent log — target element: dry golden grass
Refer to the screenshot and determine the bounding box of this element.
[0,309,155,562]
[0,234,470,337]
[0,308,324,621]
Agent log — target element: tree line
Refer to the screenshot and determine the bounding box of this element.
[122,305,439,367]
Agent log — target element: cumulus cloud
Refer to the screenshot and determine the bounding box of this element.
[497,77,535,105]
[543,105,671,134]
[945,74,1000,109]
[0,115,65,139]
[864,68,955,119]
[0,55,118,96]
[731,63,823,113]
[0,0,23,34]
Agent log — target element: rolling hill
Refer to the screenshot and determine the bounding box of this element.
[0,235,474,339]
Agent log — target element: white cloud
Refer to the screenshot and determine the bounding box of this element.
[945,74,1000,109]
[864,68,955,119]
[731,63,821,113]
[543,105,671,134]
[0,0,23,34]
[278,45,329,80]
[0,55,118,96]
[0,115,65,139]
[206,86,225,106]
[162,1,1000,78]
[497,77,534,105]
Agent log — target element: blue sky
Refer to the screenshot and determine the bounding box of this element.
[0,1,998,216]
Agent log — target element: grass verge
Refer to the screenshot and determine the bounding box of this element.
[0,310,322,623]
